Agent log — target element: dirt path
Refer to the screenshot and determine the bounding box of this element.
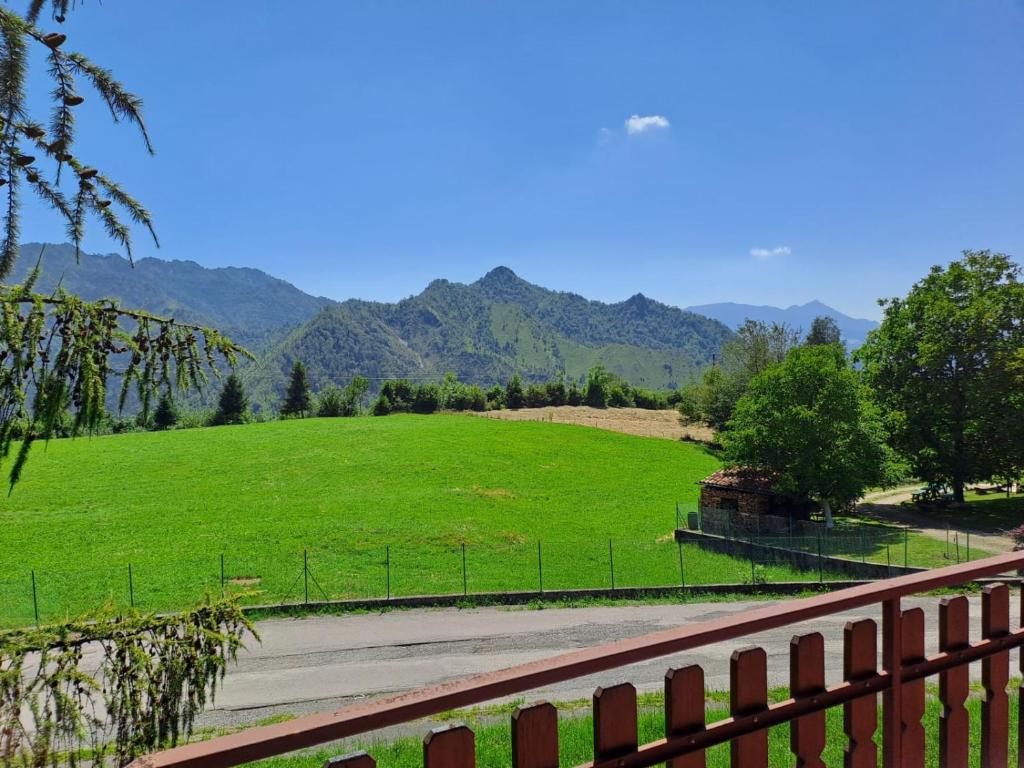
[476,405,713,442]
[857,486,1015,553]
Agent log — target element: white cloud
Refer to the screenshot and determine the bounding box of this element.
[625,114,670,135]
[750,246,792,260]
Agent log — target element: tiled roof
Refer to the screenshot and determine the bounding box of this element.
[698,467,781,496]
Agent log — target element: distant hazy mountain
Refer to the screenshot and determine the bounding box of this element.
[249,266,734,403]
[10,243,336,351]
[684,299,878,347]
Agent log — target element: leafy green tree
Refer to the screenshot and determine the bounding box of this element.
[805,315,842,346]
[858,251,1024,502]
[343,375,369,415]
[280,361,311,417]
[682,320,800,429]
[152,390,178,430]
[485,384,505,410]
[525,382,549,408]
[505,374,525,409]
[544,376,567,406]
[411,382,440,413]
[566,380,584,406]
[316,386,346,417]
[723,344,888,527]
[584,365,611,407]
[213,374,249,425]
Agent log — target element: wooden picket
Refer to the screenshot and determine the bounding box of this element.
[512,702,558,768]
[790,632,826,768]
[423,724,475,768]
[593,683,637,762]
[729,646,768,767]
[982,583,1010,768]
[843,618,877,768]
[664,665,705,768]
[899,607,927,768]
[939,595,970,768]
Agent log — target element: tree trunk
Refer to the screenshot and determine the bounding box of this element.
[820,498,834,529]
[952,478,965,504]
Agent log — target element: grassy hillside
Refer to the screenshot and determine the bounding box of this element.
[0,415,835,627]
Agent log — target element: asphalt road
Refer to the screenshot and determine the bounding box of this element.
[197,595,1014,733]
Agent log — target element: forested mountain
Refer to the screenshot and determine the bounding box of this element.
[248,266,733,403]
[11,243,336,351]
[685,299,878,347]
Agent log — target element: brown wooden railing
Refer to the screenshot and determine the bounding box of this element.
[132,550,1024,768]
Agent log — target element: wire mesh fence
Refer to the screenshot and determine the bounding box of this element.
[0,534,855,630]
[687,505,980,571]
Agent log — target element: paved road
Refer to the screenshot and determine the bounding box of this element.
[197,595,1014,732]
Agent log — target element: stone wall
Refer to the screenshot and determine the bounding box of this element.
[698,486,773,516]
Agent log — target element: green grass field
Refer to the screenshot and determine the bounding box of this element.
[0,414,858,627]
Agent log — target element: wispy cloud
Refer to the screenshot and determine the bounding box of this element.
[625,114,670,135]
[750,246,791,260]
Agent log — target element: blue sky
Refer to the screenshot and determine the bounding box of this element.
[17,1,1024,319]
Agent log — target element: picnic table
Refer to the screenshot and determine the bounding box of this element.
[912,484,953,504]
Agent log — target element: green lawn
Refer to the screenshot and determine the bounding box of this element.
[0,414,847,628]
[252,686,1017,768]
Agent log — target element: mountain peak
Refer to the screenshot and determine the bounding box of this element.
[479,266,521,284]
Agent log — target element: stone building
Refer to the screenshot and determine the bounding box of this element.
[697,467,812,517]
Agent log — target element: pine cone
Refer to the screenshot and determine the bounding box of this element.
[15,155,35,166]
[78,167,98,179]
[96,199,112,208]
[42,33,66,49]
[63,94,84,107]
[23,126,45,139]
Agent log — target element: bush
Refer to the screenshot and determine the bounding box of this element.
[545,379,567,406]
[373,379,415,415]
[567,380,583,406]
[485,385,505,410]
[317,386,347,417]
[607,385,635,408]
[524,383,549,408]
[411,383,441,413]
[632,387,667,410]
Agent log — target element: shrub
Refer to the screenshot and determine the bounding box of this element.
[485,385,505,410]
[411,383,441,413]
[607,385,635,408]
[567,380,583,406]
[545,379,567,406]
[632,387,667,410]
[317,386,347,417]
[524,383,549,408]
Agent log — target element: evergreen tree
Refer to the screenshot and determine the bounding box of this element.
[280,361,311,417]
[505,374,525,409]
[0,4,246,487]
[152,391,178,430]
[213,374,249,425]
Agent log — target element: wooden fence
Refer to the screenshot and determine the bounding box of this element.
[132,550,1024,768]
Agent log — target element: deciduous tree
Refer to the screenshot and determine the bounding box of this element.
[857,251,1024,502]
[723,344,888,526]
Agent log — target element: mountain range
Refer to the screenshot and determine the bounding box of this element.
[685,300,878,347]
[9,244,878,407]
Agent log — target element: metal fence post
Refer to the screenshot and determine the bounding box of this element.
[461,543,467,596]
[904,528,909,568]
[954,532,960,564]
[303,549,309,605]
[537,541,543,594]
[749,535,756,585]
[608,539,615,590]
[816,532,823,583]
[128,563,135,609]
[386,545,391,600]
[31,570,39,627]
[966,531,970,561]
